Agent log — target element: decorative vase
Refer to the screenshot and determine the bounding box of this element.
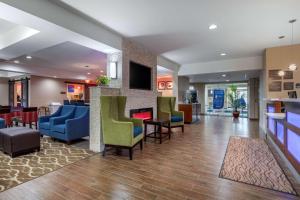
[233,111,240,118]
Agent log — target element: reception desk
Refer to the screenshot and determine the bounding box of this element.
[266,99,300,174]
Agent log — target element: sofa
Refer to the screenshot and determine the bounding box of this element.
[38,105,75,136]
[50,106,89,143]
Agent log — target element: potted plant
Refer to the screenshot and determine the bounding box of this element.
[96,75,110,86]
[228,84,244,118]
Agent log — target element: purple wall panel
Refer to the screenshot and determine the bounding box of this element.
[276,122,284,144]
[287,112,300,129]
[268,118,275,135]
[287,129,300,163]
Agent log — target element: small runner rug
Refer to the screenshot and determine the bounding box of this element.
[0,138,95,192]
[219,136,297,196]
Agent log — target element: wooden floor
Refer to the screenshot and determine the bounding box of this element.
[0,116,299,200]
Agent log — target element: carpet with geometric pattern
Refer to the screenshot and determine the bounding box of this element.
[219,136,297,196]
[0,138,95,192]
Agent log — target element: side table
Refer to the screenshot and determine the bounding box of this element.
[144,119,171,144]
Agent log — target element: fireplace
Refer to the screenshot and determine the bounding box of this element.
[130,107,153,121]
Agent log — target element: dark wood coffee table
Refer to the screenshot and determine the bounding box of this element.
[144,119,171,144]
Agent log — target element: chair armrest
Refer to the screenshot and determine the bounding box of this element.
[172,111,184,117]
[158,111,171,121]
[39,106,62,123]
[103,120,134,146]
[50,114,73,126]
[65,114,89,139]
[39,115,50,123]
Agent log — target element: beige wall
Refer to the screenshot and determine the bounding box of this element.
[191,83,205,114]
[266,44,300,98]
[178,76,190,102]
[0,78,8,105]
[29,76,67,107]
[248,78,259,119]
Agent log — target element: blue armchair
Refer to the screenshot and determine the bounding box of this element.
[38,105,75,136]
[0,118,5,129]
[50,106,89,143]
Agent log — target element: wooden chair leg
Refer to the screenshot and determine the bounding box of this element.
[129,148,133,160]
[140,140,143,150]
[102,145,106,157]
[182,125,184,133]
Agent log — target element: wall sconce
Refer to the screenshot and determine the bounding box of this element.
[109,62,117,79]
[278,70,285,77]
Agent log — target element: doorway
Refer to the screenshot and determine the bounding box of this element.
[8,78,29,108]
[205,83,248,118]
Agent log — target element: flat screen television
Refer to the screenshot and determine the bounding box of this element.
[129,61,152,90]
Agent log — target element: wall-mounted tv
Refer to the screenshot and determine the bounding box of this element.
[129,61,152,90]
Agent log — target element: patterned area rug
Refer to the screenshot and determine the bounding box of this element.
[0,138,95,192]
[219,136,297,196]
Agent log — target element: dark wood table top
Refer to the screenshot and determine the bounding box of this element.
[143,119,170,125]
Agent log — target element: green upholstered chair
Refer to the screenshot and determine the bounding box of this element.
[157,97,184,132]
[100,96,144,160]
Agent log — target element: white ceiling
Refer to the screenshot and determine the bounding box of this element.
[60,0,300,64]
[0,70,25,78]
[157,65,173,78]
[0,2,117,80]
[0,18,39,50]
[188,70,261,83]
[0,18,15,33]
[0,42,107,80]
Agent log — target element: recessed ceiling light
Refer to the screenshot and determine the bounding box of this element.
[226,80,230,82]
[13,60,20,64]
[87,72,91,75]
[220,53,227,56]
[26,55,32,59]
[209,24,217,30]
[222,74,226,77]
[53,76,57,78]
[100,70,104,73]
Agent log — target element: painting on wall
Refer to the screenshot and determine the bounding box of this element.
[283,82,294,90]
[67,85,75,93]
[166,81,173,90]
[283,71,293,79]
[158,81,166,90]
[269,81,282,92]
[269,70,282,80]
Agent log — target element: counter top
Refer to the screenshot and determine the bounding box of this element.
[264,98,300,103]
[265,113,286,120]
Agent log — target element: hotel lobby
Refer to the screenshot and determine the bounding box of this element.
[0,0,299,199]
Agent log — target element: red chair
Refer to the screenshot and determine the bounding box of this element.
[22,111,38,129]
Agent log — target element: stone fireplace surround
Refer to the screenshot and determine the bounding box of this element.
[89,39,158,152]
